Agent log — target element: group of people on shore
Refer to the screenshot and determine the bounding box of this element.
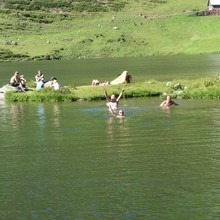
[9,70,60,92]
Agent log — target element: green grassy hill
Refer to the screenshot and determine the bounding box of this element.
[1,0,217,61]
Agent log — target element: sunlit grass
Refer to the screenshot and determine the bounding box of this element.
[0,0,215,61]
[5,76,220,102]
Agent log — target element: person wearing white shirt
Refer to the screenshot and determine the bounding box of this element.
[52,78,60,90]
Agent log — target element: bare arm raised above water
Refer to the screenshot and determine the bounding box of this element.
[116,89,125,102]
[104,89,110,102]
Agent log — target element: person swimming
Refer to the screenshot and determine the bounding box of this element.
[160,95,178,108]
[108,104,125,118]
[115,109,125,118]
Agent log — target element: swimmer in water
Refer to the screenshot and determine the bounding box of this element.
[109,105,125,118]
[104,88,125,114]
[160,95,178,108]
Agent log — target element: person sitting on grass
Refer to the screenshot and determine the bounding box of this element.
[35,70,44,83]
[104,88,125,114]
[51,77,60,90]
[43,76,60,90]
[36,78,44,91]
[10,71,27,92]
[19,75,28,92]
[10,71,21,87]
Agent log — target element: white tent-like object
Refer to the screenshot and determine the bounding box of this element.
[209,0,220,5]
[110,71,129,85]
[208,0,220,7]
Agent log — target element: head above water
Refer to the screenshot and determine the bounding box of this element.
[166,95,171,101]
[111,94,116,101]
[118,110,124,116]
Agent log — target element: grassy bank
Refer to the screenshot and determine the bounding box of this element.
[1,0,218,61]
[5,76,220,102]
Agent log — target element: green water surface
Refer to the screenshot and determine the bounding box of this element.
[0,54,220,86]
[0,98,219,219]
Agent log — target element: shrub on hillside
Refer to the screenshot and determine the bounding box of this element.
[3,0,70,10]
[2,0,126,12]
[0,48,30,61]
[20,12,54,23]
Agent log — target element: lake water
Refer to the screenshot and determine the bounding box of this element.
[0,55,220,219]
[1,54,220,86]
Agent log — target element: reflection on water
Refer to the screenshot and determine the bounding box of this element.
[105,116,129,145]
[37,103,61,128]
[161,105,172,116]
[37,103,46,128]
[51,104,61,128]
[10,104,24,130]
[0,100,8,131]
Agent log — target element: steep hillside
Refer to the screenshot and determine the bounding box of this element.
[0,0,215,61]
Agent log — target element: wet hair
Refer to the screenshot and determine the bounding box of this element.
[118,110,124,115]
